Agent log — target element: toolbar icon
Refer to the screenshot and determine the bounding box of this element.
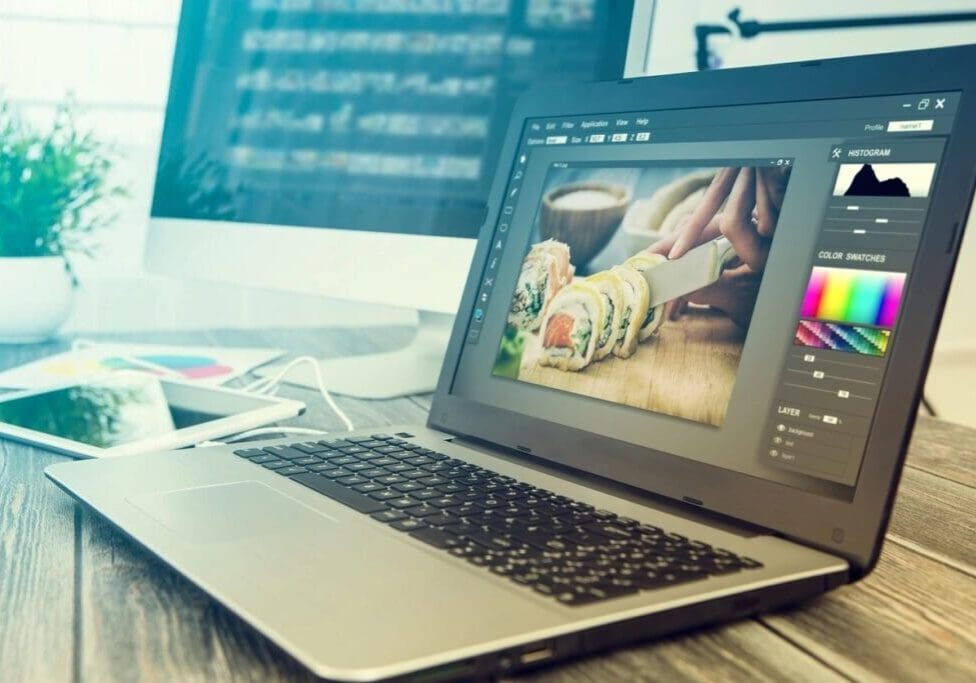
[831,148,842,159]
[935,97,946,109]
[498,223,509,233]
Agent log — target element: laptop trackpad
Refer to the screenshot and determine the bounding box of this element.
[127,481,338,543]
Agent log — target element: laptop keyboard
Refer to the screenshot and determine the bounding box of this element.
[233,434,763,606]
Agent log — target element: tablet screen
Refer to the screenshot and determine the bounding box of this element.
[0,375,274,449]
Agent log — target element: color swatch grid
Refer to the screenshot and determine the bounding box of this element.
[800,267,905,328]
[794,321,890,357]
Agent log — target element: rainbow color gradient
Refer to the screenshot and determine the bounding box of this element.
[801,267,905,328]
[795,321,890,357]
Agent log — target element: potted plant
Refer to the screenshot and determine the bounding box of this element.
[0,99,124,342]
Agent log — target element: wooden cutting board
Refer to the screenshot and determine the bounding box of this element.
[518,308,745,427]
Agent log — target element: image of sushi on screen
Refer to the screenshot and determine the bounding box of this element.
[492,162,793,428]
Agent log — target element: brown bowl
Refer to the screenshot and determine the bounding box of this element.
[540,182,631,266]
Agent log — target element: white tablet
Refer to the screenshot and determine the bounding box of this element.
[0,372,305,459]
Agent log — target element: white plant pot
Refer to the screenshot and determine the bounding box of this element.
[0,256,75,343]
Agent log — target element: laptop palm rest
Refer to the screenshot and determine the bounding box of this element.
[127,481,338,543]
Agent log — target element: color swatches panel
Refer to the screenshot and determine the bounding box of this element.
[794,321,891,357]
[800,266,905,328]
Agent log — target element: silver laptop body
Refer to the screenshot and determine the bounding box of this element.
[46,45,976,681]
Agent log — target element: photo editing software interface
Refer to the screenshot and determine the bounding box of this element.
[452,91,960,499]
[151,0,627,238]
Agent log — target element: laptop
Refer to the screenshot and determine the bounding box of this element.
[46,45,976,681]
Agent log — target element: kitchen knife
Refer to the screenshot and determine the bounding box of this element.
[641,236,738,308]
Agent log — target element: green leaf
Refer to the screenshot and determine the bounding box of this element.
[0,95,127,269]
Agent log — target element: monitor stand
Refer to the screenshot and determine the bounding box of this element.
[259,311,455,400]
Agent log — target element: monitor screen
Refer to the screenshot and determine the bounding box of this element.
[449,89,960,499]
[151,0,634,239]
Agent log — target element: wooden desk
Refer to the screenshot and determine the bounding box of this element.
[1,329,973,682]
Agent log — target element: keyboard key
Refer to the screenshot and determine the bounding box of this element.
[336,475,369,486]
[393,482,424,493]
[423,513,460,527]
[391,519,427,532]
[371,510,407,523]
[328,455,360,466]
[320,467,354,479]
[277,466,309,476]
[411,489,441,501]
[291,441,330,454]
[353,482,385,493]
[405,456,435,466]
[263,446,308,461]
[290,473,387,514]
[428,496,458,508]
[233,448,266,459]
[292,457,322,467]
[376,474,407,485]
[409,527,461,549]
[387,496,421,509]
[321,439,354,448]
[402,505,440,518]
[249,454,280,464]
[369,490,401,501]
[261,461,289,470]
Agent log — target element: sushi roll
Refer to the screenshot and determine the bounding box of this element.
[531,239,574,281]
[538,281,605,371]
[609,265,650,359]
[507,240,574,331]
[624,252,668,340]
[586,270,624,361]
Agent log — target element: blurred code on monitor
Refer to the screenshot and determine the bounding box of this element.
[152,0,629,237]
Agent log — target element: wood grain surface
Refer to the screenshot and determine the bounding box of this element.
[0,329,973,683]
[517,310,744,426]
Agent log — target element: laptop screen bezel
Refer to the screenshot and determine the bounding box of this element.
[429,45,976,574]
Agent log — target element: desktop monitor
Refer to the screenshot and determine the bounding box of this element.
[146,0,649,397]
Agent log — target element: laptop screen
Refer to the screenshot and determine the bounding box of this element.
[450,91,960,499]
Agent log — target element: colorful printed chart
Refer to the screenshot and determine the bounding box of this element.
[794,321,891,357]
[800,266,905,328]
[0,344,282,390]
[97,354,232,379]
